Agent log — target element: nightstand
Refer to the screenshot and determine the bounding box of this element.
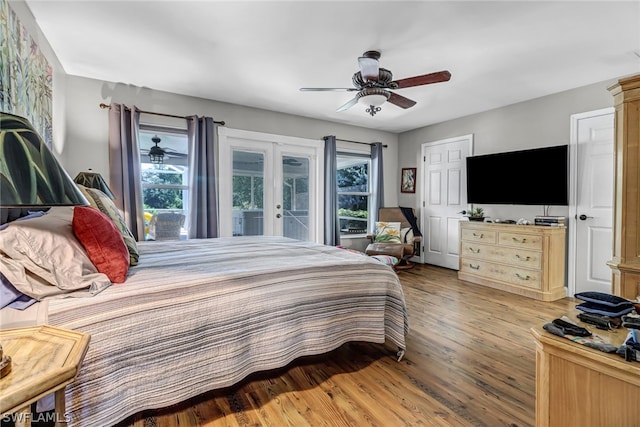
[0,325,90,427]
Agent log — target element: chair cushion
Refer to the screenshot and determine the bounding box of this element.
[374,221,401,243]
[365,243,404,259]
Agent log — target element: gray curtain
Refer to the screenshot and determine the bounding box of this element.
[187,116,218,238]
[323,135,340,246]
[370,142,385,231]
[108,104,145,241]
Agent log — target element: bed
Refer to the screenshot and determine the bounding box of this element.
[0,208,408,427]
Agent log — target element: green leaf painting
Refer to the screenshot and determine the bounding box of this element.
[0,0,53,147]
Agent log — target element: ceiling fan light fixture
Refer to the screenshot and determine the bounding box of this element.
[357,88,389,107]
[149,135,164,164]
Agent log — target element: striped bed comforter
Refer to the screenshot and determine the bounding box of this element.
[46,236,408,427]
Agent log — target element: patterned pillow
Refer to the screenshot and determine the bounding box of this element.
[82,186,140,266]
[374,222,401,243]
[370,255,399,267]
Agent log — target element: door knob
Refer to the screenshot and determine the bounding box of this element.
[276,213,282,219]
[578,214,593,221]
[276,204,281,209]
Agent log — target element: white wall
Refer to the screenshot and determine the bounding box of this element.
[397,80,616,221]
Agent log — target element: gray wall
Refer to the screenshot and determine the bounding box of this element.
[397,80,616,221]
[61,75,400,209]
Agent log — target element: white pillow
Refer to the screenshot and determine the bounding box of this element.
[401,227,414,244]
[0,207,111,300]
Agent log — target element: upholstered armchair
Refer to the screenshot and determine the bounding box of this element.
[365,207,421,269]
[148,212,185,241]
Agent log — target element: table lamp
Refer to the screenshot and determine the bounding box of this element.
[0,111,89,377]
[73,169,115,199]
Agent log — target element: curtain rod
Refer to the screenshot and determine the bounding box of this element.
[335,137,387,148]
[99,103,225,125]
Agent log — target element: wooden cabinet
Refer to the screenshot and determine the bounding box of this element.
[531,325,640,427]
[608,74,640,299]
[458,222,566,301]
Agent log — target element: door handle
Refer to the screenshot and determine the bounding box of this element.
[276,213,282,219]
[578,214,594,221]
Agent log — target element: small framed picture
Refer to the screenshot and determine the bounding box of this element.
[401,168,416,193]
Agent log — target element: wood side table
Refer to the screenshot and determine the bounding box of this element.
[531,323,640,427]
[0,325,90,427]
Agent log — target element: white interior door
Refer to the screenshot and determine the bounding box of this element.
[420,135,473,269]
[569,108,614,295]
[218,128,324,242]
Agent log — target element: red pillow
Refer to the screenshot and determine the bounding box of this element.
[72,206,130,283]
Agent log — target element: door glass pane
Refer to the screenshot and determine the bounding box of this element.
[232,151,264,236]
[282,156,309,240]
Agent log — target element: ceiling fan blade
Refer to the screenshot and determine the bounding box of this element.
[336,96,359,112]
[391,70,451,89]
[387,92,417,109]
[300,87,357,92]
[165,152,188,158]
[358,56,379,82]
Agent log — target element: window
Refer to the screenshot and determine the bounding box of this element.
[337,152,370,235]
[139,126,189,239]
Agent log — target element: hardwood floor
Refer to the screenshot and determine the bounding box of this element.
[116,264,575,427]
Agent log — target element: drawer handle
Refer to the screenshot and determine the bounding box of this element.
[468,247,480,254]
[515,273,531,280]
[512,237,527,243]
[469,264,480,270]
[472,233,484,238]
[515,254,531,261]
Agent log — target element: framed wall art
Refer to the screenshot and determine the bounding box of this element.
[401,168,416,193]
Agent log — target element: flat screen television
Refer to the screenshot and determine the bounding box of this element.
[466,145,569,206]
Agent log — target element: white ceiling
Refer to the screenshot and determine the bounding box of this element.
[25,0,640,134]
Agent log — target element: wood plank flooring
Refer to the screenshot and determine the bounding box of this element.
[115,264,575,427]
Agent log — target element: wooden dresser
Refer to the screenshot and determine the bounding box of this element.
[458,221,566,301]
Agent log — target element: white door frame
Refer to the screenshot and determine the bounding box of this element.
[567,107,615,296]
[218,127,324,242]
[419,134,474,267]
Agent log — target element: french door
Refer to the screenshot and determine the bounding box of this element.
[218,128,324,242]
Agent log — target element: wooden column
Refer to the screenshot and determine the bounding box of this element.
[607,74,640,299]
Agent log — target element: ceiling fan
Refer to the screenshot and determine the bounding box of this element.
[300,50,451,116]
[140,135,187,164]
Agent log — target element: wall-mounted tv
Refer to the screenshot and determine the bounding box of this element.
[466,145,569,206]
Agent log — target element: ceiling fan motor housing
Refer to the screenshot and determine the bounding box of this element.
[353,67,394,88]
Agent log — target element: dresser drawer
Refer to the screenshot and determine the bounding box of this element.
[459,259,542,290]
[461,228,497,244]
[461,242,542,269]
[498,231,543,250]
